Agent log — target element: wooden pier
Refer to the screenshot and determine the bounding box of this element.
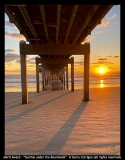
[5,5,114,104]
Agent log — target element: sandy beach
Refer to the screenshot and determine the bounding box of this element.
[5,86,120,155]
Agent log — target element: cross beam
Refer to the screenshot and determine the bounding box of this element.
[36,57,73,64]
[20,42,90,55]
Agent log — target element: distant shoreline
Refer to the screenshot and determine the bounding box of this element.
[5,84,120,92]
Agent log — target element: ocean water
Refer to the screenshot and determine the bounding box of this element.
[5,74,120,92]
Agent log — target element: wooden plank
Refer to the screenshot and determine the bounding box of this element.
[73,5,99,44]
[56,5,61,43]
[78,5,114,44]
[39,5,49,43]
[19,6,38,38]
[5,4,26,6]
[64,5,79,44]
[20,43,90,55]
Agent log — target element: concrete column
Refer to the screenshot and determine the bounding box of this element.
[84,53,90,101]
[71,57,74,91]
[36,61,40,93]
[42,66,45,91]
[66,64,68,90]
[20,40,28,104]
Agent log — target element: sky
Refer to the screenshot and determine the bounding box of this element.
[5,5,120,78]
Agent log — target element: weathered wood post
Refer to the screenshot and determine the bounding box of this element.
[64,68,65,90]
[47,70,49,85]
[20,40,28,104]
[45,68,47,86]
[84,53,90,101]
[71,57,74,91]
[42,66,45,91]
[66,64,68,90]
[36,58,40,93]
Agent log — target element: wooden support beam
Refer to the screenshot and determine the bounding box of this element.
[39,5,49,43]
[71,57,74,91]
[36,60,40,93]
[78,5,114,44]
[19,6,38,39]
[84,53,90,101]
[38,59,72,65]
[27,38,41,40]
[42,67,45,91]
[73,5,99,44]
[56,5,61,43]
[20,43,90,55]
[20,40,28,104]
[47,68,64,73]
[66,64,68,90]
[44,64,67,68]
[64,5,79,44]
[5,4,26,6]
[64,68,65,90]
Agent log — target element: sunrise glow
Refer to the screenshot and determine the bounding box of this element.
[94,66,109,75]
[99,68,105,74]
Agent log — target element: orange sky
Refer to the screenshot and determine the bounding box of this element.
[5,5,120,78]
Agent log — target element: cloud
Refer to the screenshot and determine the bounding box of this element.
[5,53,20,62]
[98,58,108,60]
[15,59,20,63]
[28,57,36,60]
[74,61,84,65]
[81,35,94,44]
[5,20,21,33]
[96,14,117,29]
[108,14,117,20]
[108,55,112,57]
[113,56,119,58]
[97,18,109,28]
[94,30,107,34]
[92,61,114,64]
[5,31,25,39]
[6,62,12,65]
[5,54,36,64]
[5,21,17,28]
[27,59,35,64]
[79,58,84,60]
[28,64,35,67]
[5,48,15,53]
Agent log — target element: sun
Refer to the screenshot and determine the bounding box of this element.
[99,68,105,74]
[94,66,109,75]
